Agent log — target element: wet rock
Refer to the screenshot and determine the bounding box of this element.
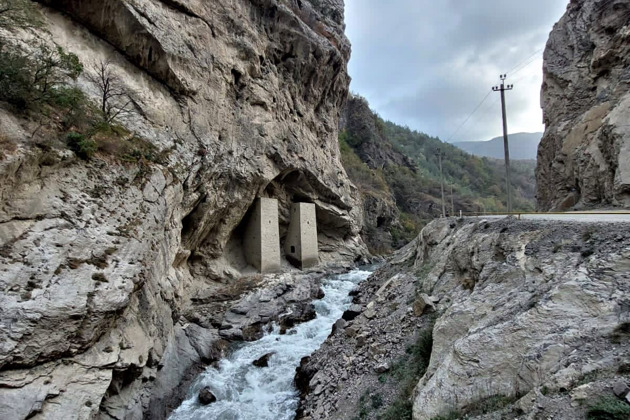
[198,387,216,405]
[253,353,275,368]
[342,304,363,321]
[295,356,316,398]
[280,303,317,330]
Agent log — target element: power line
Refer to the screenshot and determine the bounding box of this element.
[445,0,618,146]
[507,48,543,75]
[446,90,492,143]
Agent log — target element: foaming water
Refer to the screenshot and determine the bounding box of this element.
[169,269,371,420]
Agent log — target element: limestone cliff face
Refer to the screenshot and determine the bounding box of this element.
[538,0,630,210]
[0,0,365,418]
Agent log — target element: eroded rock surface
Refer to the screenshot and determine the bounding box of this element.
[0,0,366,418]
[538,0,630,210]
[297,218,630,420]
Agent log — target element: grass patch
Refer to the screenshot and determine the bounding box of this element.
[380,400,413,420]
[463,394,520,417]
[586,396,630,420]
[380,325,434,420]
[352,390,372,420]
[429,394,520,420]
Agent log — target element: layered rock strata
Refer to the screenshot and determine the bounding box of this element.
[538,0,630,210]
[0,0,366,418]
[298,218,630,419]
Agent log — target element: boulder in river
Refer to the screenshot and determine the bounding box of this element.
[198,387,217,405]
[253,352,275,368]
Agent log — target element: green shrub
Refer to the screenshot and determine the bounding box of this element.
[381,325,434,420]
[380,400,413,420]
[587,396,630,420]
[430,412,460,420]
[463,395,519,416]
[66,132,96,159]
[0,46,32,108]
[0,43,82,110]
[370,393,383,409]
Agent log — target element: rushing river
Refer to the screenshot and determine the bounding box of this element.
[169,269,372,420]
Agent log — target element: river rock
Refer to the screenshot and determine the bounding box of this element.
[342,304,363,321]
[331,319,347,335]
[198,387,216,405]
[253,353,275,368]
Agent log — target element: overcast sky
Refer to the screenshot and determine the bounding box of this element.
[344,0,569,142]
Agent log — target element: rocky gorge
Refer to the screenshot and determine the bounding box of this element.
[1,0,630,419]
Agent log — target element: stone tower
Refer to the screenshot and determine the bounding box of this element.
[284,202,319,269]
[244,198,281,273]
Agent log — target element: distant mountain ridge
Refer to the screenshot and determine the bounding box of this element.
[454,132,542,160]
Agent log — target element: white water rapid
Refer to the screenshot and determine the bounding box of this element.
[169,269,372,420]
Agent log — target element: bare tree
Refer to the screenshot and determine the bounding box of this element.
[87,60,135,123]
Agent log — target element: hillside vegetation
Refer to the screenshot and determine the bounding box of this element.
[339,95,536,251]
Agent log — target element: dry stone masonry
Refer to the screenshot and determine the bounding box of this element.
[244,198,281,273]
[285,202,320,269]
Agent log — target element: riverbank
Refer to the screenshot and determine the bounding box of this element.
[169,269,372,419]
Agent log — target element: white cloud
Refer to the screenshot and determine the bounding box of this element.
[344,0,569,142]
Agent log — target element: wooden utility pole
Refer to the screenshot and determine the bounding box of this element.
[492,74,514,213]
[436,152,446,218]
[450,184,455,216]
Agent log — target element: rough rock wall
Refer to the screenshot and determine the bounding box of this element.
[538,0,630,210]
[0,0,365,418]
[339,95,410,253]
[297,218,630,420]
